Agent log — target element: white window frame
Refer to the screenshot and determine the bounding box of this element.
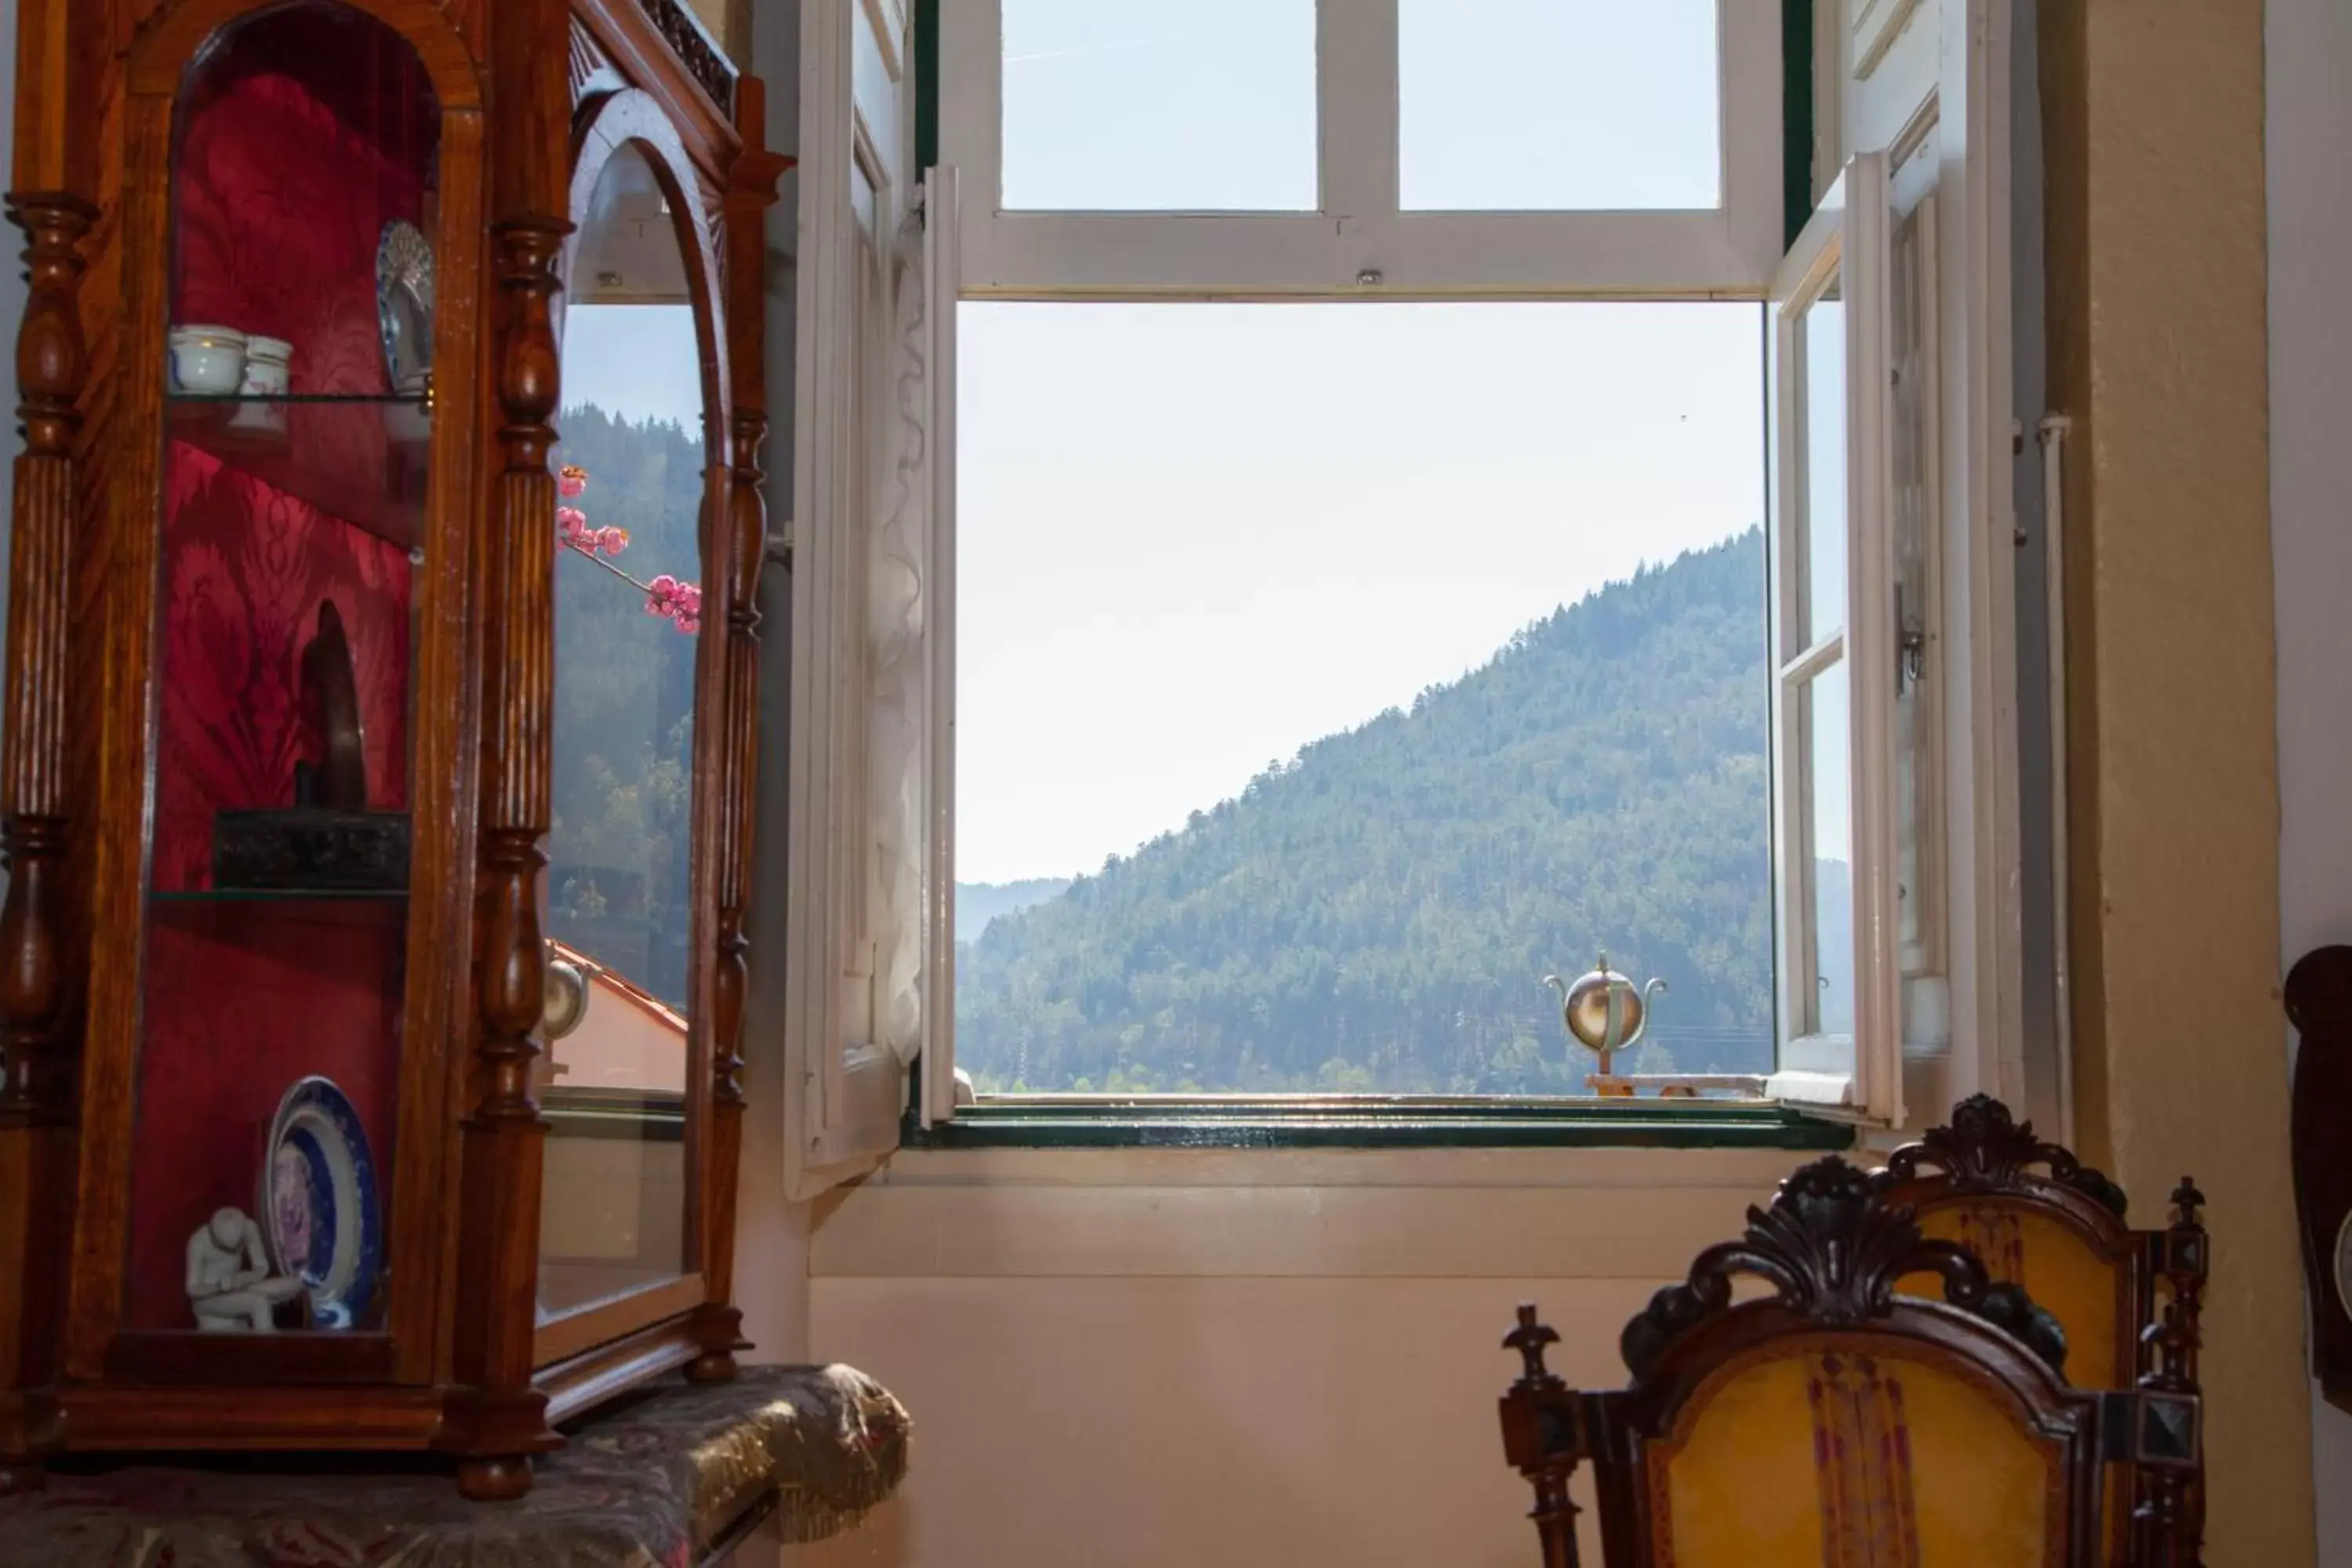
[938,0,1785,298]
[777,2,2027,1185]
[1762,151,1904,1123]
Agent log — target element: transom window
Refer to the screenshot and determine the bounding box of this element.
[942,0,1783,296]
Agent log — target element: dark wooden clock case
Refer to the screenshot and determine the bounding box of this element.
[2285,944,2352,1414]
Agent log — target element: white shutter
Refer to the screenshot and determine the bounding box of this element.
[1763,152,1904,1125]
[918,166,961,1131]
[784,0,930,1197]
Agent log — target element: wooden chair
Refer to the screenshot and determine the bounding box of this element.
[1878,1095,2209,1563]
[1498,1156,2202,1568]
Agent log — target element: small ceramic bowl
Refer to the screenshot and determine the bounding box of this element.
[169,325,246,395]
[238,334,292,397]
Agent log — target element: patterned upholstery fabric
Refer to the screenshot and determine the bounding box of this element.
[1909,1207,2126,1388]
[0,1364,909,1568]
[1907,1200,2136,1559]
[1650,1341,2060,1568]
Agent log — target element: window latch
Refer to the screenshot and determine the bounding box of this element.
[1896,582,1926,695]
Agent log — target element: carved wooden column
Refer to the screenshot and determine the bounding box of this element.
[0,0,96,1488]
[441,0,570,1501]
[0,184,93,1500]
[2133,1178,2209,1568]
[1498,1307,1582,1568]
[690,74,788,1383]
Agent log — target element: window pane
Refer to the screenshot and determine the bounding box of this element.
[542,139,710,1322]
[1399,0,1721,212]
[132,2,438,1334]
[1805,662,1854,1037]
[1001,0,1318,212]
[956,302,1769,1096]
[1891,205,1933,967]
[1800,278,1847,644]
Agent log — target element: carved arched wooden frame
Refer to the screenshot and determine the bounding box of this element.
[528,85,735,1367]
[68,0,488,1390]
[1879,1097,2150,1393]
[1882,1178,2143,1388]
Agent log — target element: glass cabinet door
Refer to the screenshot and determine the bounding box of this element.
[537,140,711,1326]
[129,2,440,1334]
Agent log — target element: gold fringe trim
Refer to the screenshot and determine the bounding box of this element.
[769,1422,913,1545]
[683,1370,913,1549]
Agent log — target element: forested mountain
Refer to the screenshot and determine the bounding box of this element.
[956,528,1781,1095]
[956,879,1074,940]
[546,404,706,1011]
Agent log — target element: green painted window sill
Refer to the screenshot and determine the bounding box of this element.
[900,1098,1854,1152]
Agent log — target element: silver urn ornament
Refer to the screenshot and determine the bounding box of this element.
[1544,953,1667,1078]
[543,946,591,1042]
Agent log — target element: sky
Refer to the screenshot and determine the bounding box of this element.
[561,304,706,435]
[958,301,1766,883]
[1000,0,1721,212]
[959,0,1762,885]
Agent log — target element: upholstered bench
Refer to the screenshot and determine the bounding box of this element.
[0,1364,909,1566]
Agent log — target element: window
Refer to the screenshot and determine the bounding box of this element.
[940,0,1783,295]
[1396,0,1722,212]
[783,1,1989,1189]
[1766,153,1899,1118]
[999,0,1319,212]
[955,300,1769,1098]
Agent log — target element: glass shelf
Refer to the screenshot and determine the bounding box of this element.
[168,393,433,552]
[151,887,408,902]
[169,391,424,405]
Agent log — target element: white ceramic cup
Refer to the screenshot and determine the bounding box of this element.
[238,334,292,397]
[169,325,247,396]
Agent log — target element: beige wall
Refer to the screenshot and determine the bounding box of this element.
[795,1148,1802,1567]
[686,0,747,61]
[2041,0,2315,1562]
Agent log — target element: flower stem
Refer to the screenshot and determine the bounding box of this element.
[561,538,659,596]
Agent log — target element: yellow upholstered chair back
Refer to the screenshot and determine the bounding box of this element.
[1498,1156,2204,1568]
[1880,1096,2212,1565]
[1650,1336,2065,1568]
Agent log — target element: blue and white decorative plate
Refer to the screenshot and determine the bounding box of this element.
[260,1076,383,1331]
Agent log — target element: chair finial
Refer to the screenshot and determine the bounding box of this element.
[1504,1304,1561,1383]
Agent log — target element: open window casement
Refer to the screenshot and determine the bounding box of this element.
[784,0,956,1198]
[1765,151,1904,1124]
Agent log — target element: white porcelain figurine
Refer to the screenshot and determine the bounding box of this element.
[186,1206,301,1331]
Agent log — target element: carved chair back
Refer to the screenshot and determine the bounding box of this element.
[1878,1095,2209,1563]
[1498,1156,2204,1568]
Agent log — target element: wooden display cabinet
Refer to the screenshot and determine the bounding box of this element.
[0,0,788,1499]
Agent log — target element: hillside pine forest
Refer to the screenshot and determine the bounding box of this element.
[546,404,704,1013]
[956,528,1800,1096]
